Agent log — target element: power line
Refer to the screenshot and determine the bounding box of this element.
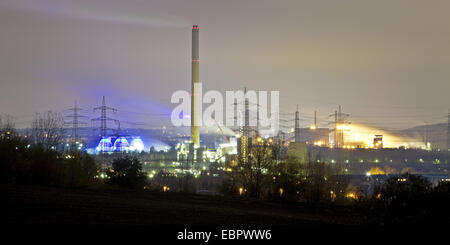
[64,100,87,144]
[91,96,119,138]
[329,105,350,148]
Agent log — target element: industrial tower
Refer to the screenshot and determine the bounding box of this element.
[331,105,350,148]
[92,96,119,138]
[314,110,317,129]
[295,105,301,142]
[237,88,251,165]
[191,25,200,147]
[243,87,250,138]
[256,100,260,135]
[65,100,86,144]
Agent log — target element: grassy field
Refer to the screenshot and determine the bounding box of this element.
[0,184,384,225]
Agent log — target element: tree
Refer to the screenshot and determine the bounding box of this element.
[242,140,275,198]
[300,161,334,203]
[430,181,450,216]
[29,111,65,150]
[374,173,432,215]
[107,156,147,189]
[270,156,302,201]
[0,115,16,138]
[64,151,99,187]
[0,115,29,182]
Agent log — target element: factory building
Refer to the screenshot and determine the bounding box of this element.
[299,128,330,146]
[290,107,330,146]
[288,142,309,164]
[94,136,146,153]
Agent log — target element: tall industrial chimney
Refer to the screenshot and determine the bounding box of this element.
[191,25,200,147]
[295,105,300,142]
[314,110,317,128]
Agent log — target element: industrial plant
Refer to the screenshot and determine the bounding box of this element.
[1,0,450,228]
[50,25,450,190]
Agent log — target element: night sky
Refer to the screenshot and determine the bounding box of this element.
[0,0,449,130]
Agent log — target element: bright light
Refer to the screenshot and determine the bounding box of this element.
[366,172,371,177]
[130,138,145,152]
[346,192,357,200]
[113,137,129,152]
[313,141,324,146]
[336,124,350,130]
[333,123,422,149]
[96,137,113,152]
[239,187,245,196]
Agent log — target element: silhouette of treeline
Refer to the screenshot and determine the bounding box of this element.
[2,113,450,221]
[0,113,98,187]
[368,173,450,219]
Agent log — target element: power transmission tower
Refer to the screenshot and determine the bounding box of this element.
[92,96,119,138]
[65,100,87,145]
[329,105,350,148]
[256,100,259,136]
[244,88,250,138]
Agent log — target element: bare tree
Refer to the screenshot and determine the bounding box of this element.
[0,114,16,139]
[29,111,65,150]
[243,140,275,198]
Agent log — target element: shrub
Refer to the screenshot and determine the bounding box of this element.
[107,156,147,189]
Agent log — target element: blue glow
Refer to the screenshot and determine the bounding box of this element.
[96,137,113,152]
[91,135,170,154]
[113,137,129,152]
[130,137,145,152]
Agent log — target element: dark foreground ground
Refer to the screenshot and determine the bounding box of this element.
[0,184,386,225]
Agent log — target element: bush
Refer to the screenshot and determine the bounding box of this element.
[64,151,99,187]
[107,156,147,189]
[373,173,432,216]
[429,181,450,215]
[0,131,99,186]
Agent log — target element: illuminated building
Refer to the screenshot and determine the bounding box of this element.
[129,137,145,152]
[113,137,129,152]
[237,135,249,164]
[289,128,330,146]
[373,135,383,149]
[215,138,238,163]
[96,137,113,152]
[176,141,208,167]
[290,109,329,146]
[287,142,308,164]
[92,136,170,154]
